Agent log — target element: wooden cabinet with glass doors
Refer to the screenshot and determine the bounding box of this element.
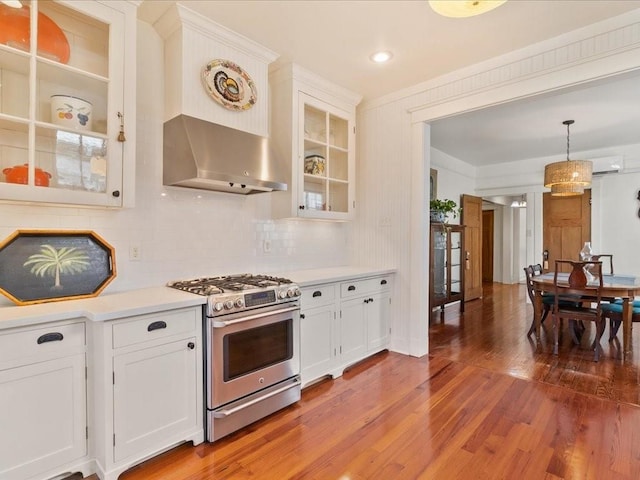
[0,0,136,207]
[430,223,465,312]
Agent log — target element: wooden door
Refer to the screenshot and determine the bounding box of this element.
[542,190,591,272]
[482,209,494,283]
[462,194,483,301]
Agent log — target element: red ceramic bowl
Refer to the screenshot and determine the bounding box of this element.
[3,164,51,187]
[0,5,70,64]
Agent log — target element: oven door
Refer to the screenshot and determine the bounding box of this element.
[207,302,300,409]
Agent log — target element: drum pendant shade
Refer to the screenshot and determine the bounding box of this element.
[544,120,592,197]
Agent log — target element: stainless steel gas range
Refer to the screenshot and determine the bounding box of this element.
[167,274,301,442]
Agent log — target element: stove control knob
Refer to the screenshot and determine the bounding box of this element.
[224,300,234,310]
[235,298,244,308]
[279,290,287,299]
[292,288,301,297]
[287,288,296,298]
[213,302,224,312]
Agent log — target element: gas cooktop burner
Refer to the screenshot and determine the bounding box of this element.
[167,274,293,296]
[168,274,300,317]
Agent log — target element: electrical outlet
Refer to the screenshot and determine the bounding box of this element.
[263,239,271,253]
[129,244,141,261]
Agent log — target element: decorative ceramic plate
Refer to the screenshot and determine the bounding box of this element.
[202,59,257,111]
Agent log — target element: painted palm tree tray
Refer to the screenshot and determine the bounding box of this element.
[0,230,116,305]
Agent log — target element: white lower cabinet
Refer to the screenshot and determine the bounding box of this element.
[367,291,392,351]
[300,274,392,387]
[300,302,336,386]
[337,297,368,366]
[0,321,91,480]
[92,306,204,480]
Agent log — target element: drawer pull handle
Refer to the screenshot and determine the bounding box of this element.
[312,291,322,297]
[147,321,167,332]
[187,342,195,350]
[347,285,356,291]
[300,314,306,319]
[37,332,64,344]
[380,279,387,285]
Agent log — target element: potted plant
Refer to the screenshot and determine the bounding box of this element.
[429,198,459,223]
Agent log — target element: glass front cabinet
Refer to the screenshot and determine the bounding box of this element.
[430,223,465,312]
[270,64,361,221]
[299,93,353,218]
[0,0,136,207]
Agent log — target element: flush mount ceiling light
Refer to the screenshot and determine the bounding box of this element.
[543,120,592,197]
[370,51,393,63]
[429,0,507,18]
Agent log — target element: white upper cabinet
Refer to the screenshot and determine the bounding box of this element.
[0,0,137,207]
[154,4,278,137]
[270,63,361,221]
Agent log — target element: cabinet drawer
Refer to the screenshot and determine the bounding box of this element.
[301,284,336,309]
[112,308,199,349]
[340,276,392,298]
[0,322,85,365]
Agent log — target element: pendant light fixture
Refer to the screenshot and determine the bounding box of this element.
[429,0,507,18]
[543,120,592,197]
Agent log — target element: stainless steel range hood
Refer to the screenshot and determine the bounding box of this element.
[163,115,287,195]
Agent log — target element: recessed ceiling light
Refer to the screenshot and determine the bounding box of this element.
[429,0,507,18]
[370,51,393,63]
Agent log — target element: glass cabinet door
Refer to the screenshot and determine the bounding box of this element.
[0,0,126,205]
[430,224,465,312]
[449,229,463,296]
[299,92,353,217]
[432,230,446,299]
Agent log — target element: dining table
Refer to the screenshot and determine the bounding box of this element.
[531,272,640,358]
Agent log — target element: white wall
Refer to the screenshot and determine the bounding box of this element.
[516,207,527,282]
[430,147,476,225]
[596,171,640,275]
[352,97,417,354]
[0,21,349,307]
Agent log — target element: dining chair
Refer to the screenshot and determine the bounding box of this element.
[602,298,640,341]
[524,264,551,336]
[524,264,583,341]
[552,260,605,362]
[591,254,614,275]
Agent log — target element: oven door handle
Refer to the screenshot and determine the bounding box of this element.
[212,377,302,418]
[212,306,299,328]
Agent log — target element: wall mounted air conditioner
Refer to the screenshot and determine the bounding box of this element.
[592,156,623,176]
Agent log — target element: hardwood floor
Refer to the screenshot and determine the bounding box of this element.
[82,283,640,479]
[430,283,640,406]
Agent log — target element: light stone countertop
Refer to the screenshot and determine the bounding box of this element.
[0,266,395,331]
[278,266,396,287]
[0,287,205,331]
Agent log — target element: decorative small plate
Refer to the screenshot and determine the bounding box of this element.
[202,59,257,111]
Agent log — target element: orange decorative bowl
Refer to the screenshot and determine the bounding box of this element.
[0,4,70,64]
[3,164,51,187]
